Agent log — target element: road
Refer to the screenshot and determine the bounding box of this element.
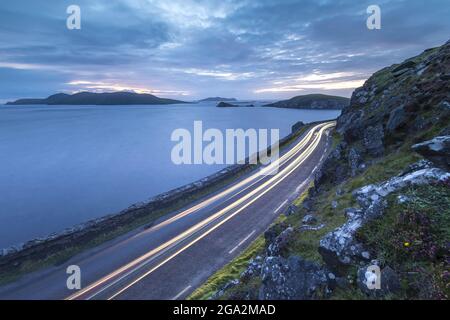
[0,121,335,300]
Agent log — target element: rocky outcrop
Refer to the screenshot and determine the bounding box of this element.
[259,256,332,300]
[412,136,450,170]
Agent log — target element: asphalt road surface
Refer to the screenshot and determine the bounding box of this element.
[0,121,335,300]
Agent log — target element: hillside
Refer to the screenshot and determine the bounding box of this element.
[191,40,450,300]
[199,97,237,102]
[264,94,350,110]
[6,92,186,105]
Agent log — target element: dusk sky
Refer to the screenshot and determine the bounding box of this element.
[1,0,449,103]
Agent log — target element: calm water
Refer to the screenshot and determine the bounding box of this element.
[0,103,340,248]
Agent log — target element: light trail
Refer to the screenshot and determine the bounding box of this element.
[66,121,335,300]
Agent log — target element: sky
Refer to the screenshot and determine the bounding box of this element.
[0,0,449,103]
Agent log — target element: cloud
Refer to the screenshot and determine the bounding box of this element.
[1,0,449,100]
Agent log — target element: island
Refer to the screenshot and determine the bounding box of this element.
[216,102,254,108]
[263,94,350,110]
[6,91,187,105]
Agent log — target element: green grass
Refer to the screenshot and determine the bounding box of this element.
[188,235,266,300]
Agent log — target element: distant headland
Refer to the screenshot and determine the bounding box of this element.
[198,97,237,102]
[264,94,350,110]
[6,91,187,105]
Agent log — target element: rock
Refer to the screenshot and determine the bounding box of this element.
[344,207,363,219]
[397,195,410,204]
[361,251,371,260]
[267,227,294,256]
[337,110,365,143]
[284,204,297,216]
[353,168,450,210]
[299,223,325,232]
[318,211,366,275]
[357,264,401,297]
[259,256,331,300]
[401,159,434,176]
[314,142,349,186]
[302,214,317,225]
[412,136,450,170]
[264,223,287,245]
[363,124,384,157]
[386,105,406,132]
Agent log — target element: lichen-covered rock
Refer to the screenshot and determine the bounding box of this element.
[302,214,317,225]
[412,136,450,170]
[354,168,450,208]
[267,227,294,256]
[314,142,349,187]
[259,256,331,300]
[318,211,366,275]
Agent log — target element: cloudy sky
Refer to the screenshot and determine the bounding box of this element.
[0,0,449,103]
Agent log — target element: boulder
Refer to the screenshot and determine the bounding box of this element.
[302,214,317,225]
[318,212,366,275]
[412,136,450,170]
[284,204,297,216]
[259,256,331,300]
